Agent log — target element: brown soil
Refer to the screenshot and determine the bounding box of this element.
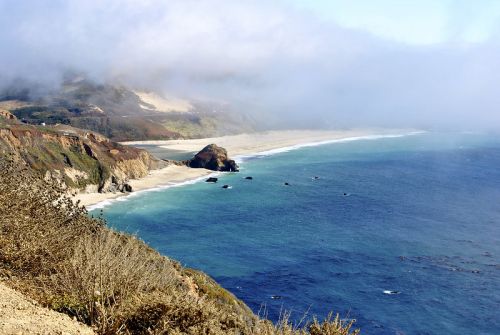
[0,282,94,335]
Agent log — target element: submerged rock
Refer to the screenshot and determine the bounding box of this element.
[284,182,290,186]
[187,144,239,172]
[222,184,231,189]
[206,177,218,183]
[245,176,253,180]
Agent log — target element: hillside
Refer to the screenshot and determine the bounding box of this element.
[0,78,255,141]
[0,110,164,193]
[0,159,359,335]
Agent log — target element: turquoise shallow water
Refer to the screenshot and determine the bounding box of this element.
[94,132,500,334]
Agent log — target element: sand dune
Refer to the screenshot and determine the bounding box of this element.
[135,91,193,113]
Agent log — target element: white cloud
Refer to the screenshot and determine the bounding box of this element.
[0,0,499,129]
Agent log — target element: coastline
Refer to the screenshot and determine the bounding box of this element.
[74,129,420,210]
[123,129,417,156]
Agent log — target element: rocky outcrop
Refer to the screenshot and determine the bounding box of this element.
[0,109,16,120]
[187,144,239,172]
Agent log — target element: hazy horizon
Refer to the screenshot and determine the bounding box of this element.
[1,0,499,130]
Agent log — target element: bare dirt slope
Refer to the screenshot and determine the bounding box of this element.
[0,282,94,335]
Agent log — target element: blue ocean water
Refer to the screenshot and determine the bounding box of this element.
[94,132,500,334]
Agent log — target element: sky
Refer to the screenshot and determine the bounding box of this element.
[291,0,500,45]
[0,0,499,130]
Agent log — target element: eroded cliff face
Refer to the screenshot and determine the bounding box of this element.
[0,113,164,193]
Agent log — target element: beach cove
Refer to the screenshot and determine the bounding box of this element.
[74,129,417,209]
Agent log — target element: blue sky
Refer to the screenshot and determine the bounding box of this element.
[290,0,500,44]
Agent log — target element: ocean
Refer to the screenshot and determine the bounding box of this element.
[92,132,500,334]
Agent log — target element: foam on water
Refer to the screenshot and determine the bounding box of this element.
[87,172,220,211]
[234,131,424,163]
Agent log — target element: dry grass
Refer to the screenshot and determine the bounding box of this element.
[0,158,360,334]
[57,228,177,333]
[254,313,360,335]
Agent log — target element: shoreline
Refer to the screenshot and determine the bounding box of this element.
[75,165,216,210]
[75,129,420,210]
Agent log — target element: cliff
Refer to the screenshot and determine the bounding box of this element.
[0,112,164,194]
[0,160,257,334]
[0,155,360,335]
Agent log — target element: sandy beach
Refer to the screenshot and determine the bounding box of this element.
[74,165,214,208]
[74,129,414,208]
[124,129,405,156]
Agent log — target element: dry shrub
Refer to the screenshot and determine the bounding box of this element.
[125,293,245,334]
[250,312,360,335]
[0,158,96,279]
[0,158,360,335]
[58,228,177,333]
[308,314,360,335]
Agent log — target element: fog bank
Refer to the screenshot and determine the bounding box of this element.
[1,0,499,130]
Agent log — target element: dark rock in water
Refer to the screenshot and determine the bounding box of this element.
[284,182,290,186]
[245,176,253,180]
[187,144,239,172]
[222,184,231,189]
[313,176,320,180]
[270,295,282,300]
[206,177,218,183]
[123,183,133,192]
[225,160,239,172]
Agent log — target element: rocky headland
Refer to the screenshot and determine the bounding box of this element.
[186,143,239,172]
[0,110,165,195]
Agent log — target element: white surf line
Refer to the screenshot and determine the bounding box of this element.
[86,172,220,211]
[234,131,426,163]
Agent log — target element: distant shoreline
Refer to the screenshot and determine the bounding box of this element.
[74,129,420,210]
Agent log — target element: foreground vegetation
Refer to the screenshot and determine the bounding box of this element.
[0,159,359,334]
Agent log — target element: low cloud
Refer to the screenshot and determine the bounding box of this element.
[1,0,499,129]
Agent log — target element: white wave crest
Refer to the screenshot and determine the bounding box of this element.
[234,131,425,163]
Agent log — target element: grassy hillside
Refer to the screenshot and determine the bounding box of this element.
[0,78,255,141]
[0,159,360,334]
